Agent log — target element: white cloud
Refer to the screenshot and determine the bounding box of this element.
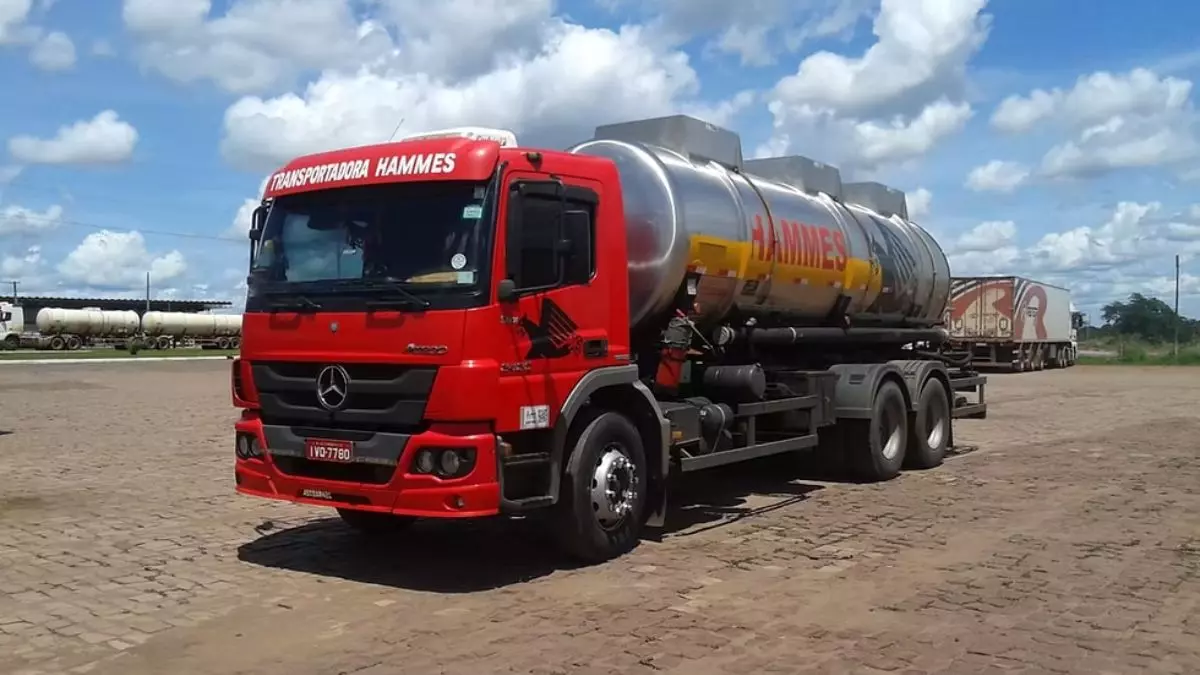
[227,198,257,239]
[0,165,21,183]
[122,0,397,94]
[761,0,990,169]
[1028,201,1160,272]
[0,0,33,45]
[965,159,1029,192]
[955,220,1016,252]
[847,99,973,166]
[945,220,1019,275]
[0,203,62,236]
[989,67,1199,178]
[770,0,990,115]
[907,187,932,221]
[29,29,74,70]
[57,230,186,288]
[621,0,873,67]
[992,68,1192,134]
[220,22,708,171]
[8,110,139,165]
[1,244,44,277]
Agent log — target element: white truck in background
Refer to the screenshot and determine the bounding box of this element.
[0,302,242,351]
[945,275,1081,371]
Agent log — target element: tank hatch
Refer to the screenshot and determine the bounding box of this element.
[843,181,909,220]
[591,115,744,170]
[743,156,844,200]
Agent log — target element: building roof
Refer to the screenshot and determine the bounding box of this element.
[10,296,233,313]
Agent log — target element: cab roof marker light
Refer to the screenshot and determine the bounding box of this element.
[398,127,519,148]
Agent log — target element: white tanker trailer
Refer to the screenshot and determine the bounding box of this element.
[140,312,243,350]
[1,305,243,351]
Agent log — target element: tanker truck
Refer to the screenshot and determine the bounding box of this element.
[230,114,988,563]
[0,303,242,352]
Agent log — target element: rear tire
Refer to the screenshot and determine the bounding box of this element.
[846,380,908,481]
[336,508,416,536]
[905,378,949,470]
[555,410,647,564]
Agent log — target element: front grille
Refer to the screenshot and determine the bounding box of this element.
[251,361,437,431]
[272,456,396,485]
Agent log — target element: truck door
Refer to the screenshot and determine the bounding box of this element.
[497,174,609,429]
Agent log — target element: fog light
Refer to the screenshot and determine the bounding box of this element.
[439,450,461,476]
[236,433,262,459]
[415,450,436,473]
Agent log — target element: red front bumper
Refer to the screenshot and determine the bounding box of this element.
[233,416,501,518]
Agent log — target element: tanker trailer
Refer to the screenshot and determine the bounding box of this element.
[568,122,952,344]
[141,311,242,350]
[33,307,140,350]
[231,113,988,563]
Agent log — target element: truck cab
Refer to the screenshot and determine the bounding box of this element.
[232,128,645,560]
[0,302,23,349]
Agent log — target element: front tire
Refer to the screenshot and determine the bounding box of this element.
[336,508,416,536]
[555,410,648,564]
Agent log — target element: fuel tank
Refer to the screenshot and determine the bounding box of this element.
[567,115,951,334]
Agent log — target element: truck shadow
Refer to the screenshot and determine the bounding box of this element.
[235,457,832,594]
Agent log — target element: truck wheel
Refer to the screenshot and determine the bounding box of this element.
[905,378,949,470]
[2,334,17,351]
[336,508,416,536]
[555,410,647,564]
[66,335,82,351]
[49,336,65,351]
[847,380,908,481]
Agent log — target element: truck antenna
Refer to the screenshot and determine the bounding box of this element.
[388,117,407,142]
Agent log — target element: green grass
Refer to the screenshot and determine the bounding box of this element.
[1077,339,1200,366]
[0,348,238,361]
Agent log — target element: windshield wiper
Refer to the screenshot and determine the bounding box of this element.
[268,294,322,312]
[354,278,431,310]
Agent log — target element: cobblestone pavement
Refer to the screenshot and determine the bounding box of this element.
[1,361,1198,674]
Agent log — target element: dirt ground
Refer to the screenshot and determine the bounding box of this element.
[1,361,1198,675]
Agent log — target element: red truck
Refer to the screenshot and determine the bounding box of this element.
[231,116,987,563]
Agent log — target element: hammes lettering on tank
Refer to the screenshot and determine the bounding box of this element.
[750,214,848,271]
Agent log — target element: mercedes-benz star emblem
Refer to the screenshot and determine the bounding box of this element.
[315,365,350,411]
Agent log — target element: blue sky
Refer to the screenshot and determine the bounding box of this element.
[3,0,1200,321]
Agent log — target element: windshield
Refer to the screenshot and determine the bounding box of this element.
[247,180,495,310]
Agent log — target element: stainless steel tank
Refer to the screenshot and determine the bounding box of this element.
[567,115,951,333]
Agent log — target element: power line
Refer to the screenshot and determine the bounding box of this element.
[1,210,246,244]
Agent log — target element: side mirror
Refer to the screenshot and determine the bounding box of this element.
[497,278,518,303]
[249,204,268,241]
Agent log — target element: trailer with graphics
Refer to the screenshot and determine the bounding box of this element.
[231,115,989,564]
[946,275,1080,371]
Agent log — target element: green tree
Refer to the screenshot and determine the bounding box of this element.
[1101,293,1198,343]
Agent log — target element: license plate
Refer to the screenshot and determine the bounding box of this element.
[305,438,355,463]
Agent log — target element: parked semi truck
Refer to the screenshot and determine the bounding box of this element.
[945,275,1081,371]
[0,302,242,351]
[230,115,988,563]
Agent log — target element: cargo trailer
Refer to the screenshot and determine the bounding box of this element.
[946,275,1079,371]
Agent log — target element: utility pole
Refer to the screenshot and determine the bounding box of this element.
[1174,254,1180,360]
[145,272,151,314]
[2,280,17,303]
